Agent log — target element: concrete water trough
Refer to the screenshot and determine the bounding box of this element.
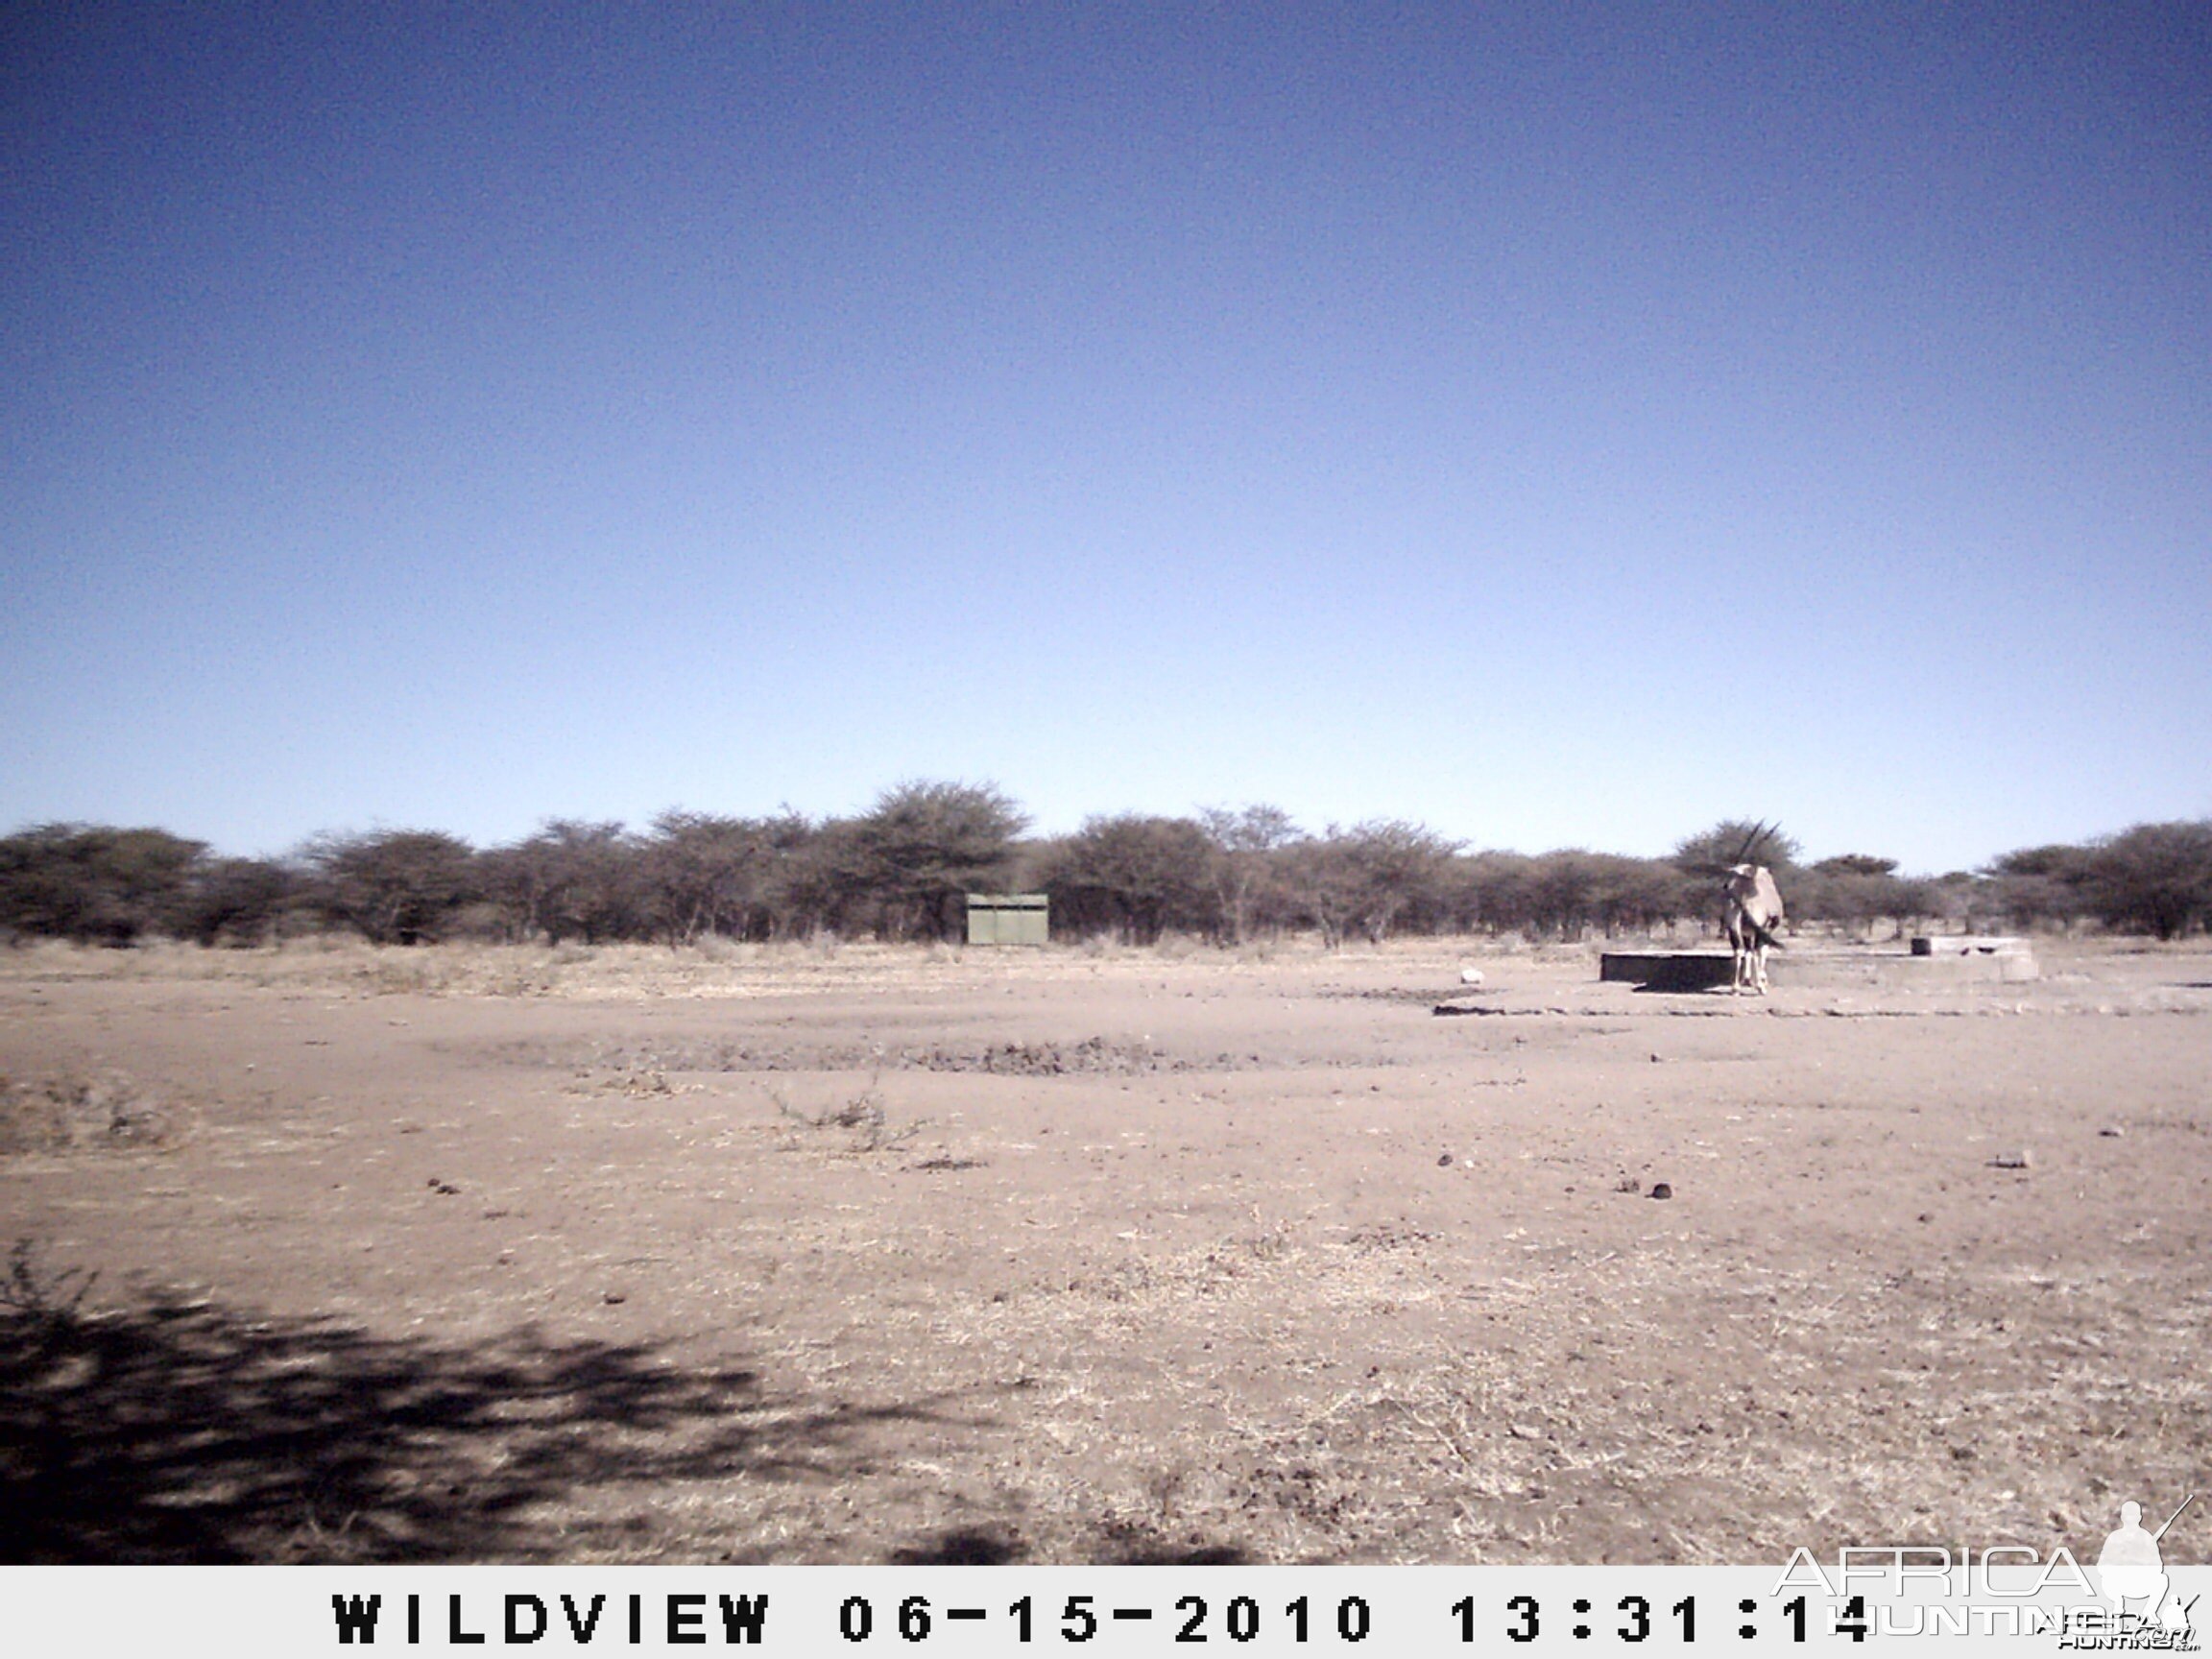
[1599,938,2039,991]
[1598,951,1739,992]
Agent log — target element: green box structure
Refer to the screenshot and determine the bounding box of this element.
[966,893,1049,946]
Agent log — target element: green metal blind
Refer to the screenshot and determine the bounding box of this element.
[966,893,1048,946]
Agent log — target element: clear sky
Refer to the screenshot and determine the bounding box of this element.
[5,4,2206,875]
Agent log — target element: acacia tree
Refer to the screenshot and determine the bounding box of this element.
[1984,844,2094,931]
[841,781,1028,942]
[1283,820,1459,947]
[486,820,645,945]
[308,830,479,945]
[178,856,298,947]
[747,810,824,939]
[1795,854,1914,938]
[1453,850,1533,937]
[1521,850,1605,941]
[778,815,866,938]
[640,812,781,945]
[2083,821,2212,940]
[1041,814,1215,944]
[1197,805,1301,945]
[0,824,211,945]
[1587,854,1685,937]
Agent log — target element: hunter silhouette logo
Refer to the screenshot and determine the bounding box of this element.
[2095,1494,2198,1636]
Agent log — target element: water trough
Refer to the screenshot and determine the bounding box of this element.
[1599,938,2039,991]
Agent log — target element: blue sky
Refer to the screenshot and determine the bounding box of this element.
[4,4,2206,874]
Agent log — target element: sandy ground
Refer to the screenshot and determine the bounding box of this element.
[1,935,2206,1565]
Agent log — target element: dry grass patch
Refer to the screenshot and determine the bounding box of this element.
[769,1072,931,1156]
[0,1070,193,1156]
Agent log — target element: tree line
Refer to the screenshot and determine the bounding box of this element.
[4,782,2209,949]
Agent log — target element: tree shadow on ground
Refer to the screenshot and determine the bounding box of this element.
[889,1526,1026,1565]
[889,1522,1251,1567]
[0,1269,959,1563]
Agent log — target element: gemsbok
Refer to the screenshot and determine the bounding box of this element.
[1722,822,1787,996]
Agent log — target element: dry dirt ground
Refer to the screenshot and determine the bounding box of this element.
[2,936,2206,1566]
